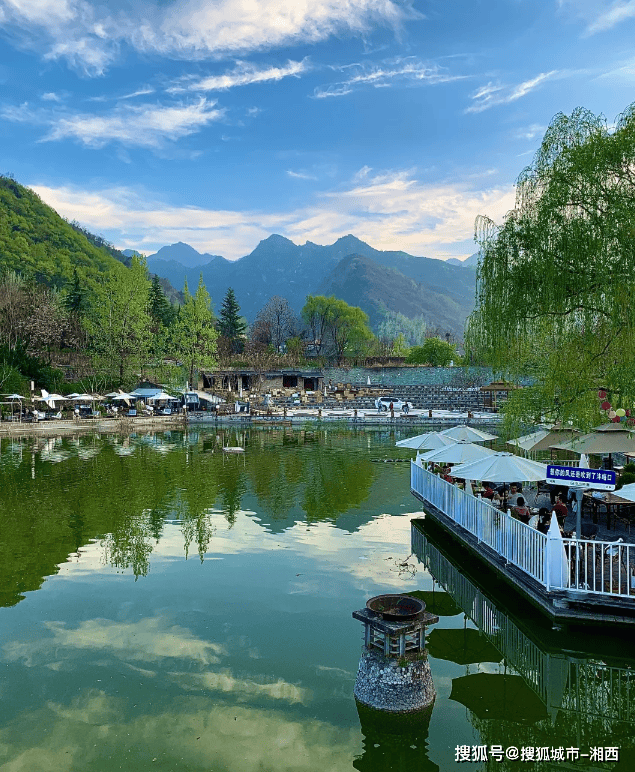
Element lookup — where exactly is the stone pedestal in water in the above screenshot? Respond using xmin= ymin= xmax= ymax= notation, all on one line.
xmin=352 ymin=597 xmax=438 ymax=714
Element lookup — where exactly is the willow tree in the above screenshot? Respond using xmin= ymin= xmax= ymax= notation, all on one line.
xmin=466 ymin=104 xmax=635 ymax=430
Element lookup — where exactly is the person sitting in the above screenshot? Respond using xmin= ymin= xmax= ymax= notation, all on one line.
xmin=481 ymin=482 xmax=495 ymax=499
xmin=512 ymin=496 xmax=531 ymax=524
xmin=507 ymin=484 xmax=522 ymax=507
xmin=537 ymin=507 xmax=551 ymax=534
xmin=553 ymin=495 xmax=569 ymax=527
xmin=441 ymin=465 xmax=454 ymax=483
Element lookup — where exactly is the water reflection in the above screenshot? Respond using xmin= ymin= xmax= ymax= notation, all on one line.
xmin=412 ymin=518 xmax=635 ymax=767
xmin=0 ymin=428 xmax=403 ymax=604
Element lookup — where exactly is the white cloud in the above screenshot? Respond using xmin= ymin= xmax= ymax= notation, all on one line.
xmin=3 ymin=99 xmax=224 ymax=148
xmin=30 ymin=167 xmax=515 ymax=261
xmin=170 ymin=59 xmax=310 ymax=93
xmin=313 ymin=56 xmax=464 ymax=98
xmin=514 ymin=123 xmax=546 ymax=140
xmin=41 ymin=91 xmax=61 ymax=101
xmin=562 ymin=0 xmax=635 ymax=34
xmin=466 ymin=71 xmax=557 ymax=113
xmin=0 ymin=0 xmax=414 ymax=75
xmin=287 ymin=169 xmax=318 ymax=180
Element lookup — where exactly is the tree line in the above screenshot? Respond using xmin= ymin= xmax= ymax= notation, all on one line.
xmin=0 ymin=255 xmax=459 ymax=394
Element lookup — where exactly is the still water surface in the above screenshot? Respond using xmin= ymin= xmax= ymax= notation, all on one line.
xmin=0 ymin=426 xmax=632 ymax=771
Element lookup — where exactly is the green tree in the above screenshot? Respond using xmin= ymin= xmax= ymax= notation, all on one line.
xmin=301 ymin=295 xmax=333 ymax=356
xmin=171 ymin=275 xmax=218 ymax=387
xmin=63 ymin=269 xmax=87 ymax=317
xmin=300 ymin=295 xmax=373 ymax=361
xmin=218 ymin=287 xmax=246 ymax=353
xmin=85 ymin=255 xmax=152 ymax=384
xmin=466 ymin=104 xmax=635 ymax=429
xmin=406 ymin=337 xmax=456 ymax=366
xmin=148 ymin=276 xmax=174 ymax=329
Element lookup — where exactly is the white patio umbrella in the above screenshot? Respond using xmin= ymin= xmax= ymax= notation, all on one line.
xmin=148 ymin=391 xmax=175 ymax=402
xmin=441 ymin=425 xmax=498 ymax=443
xmin=71 ymin=394 xmax=95 ymax=401
xmin=451 ymin=452 xmax=548 ymax=484
xmin=613 ymin=483 xmax=635 ymax=503
xmin=4 ymin=393 xmax=25 ymax=400
xmin=396 ymin=432 xmax=456 ymax=450
xmin=420 ymin=440 xmax=496 ymax=466
xmin=35 ymin=390 xmax=66 ymax=408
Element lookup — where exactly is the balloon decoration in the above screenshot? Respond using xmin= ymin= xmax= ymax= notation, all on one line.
xmin=598 ymin=390 xmax=635 ymax=426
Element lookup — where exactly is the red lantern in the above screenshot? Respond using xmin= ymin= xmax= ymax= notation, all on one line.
xmin=601 ymin=401 xmax=611 ymax=411
xmin=598 ymin=390 xmax=607 ymax=399
xmin=612 ymin=415 xmax=621 ymax=423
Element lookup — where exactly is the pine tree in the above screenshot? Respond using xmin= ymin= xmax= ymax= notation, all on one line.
xmin=64 ymin=268 xmax=86 ymax=317
xmin=148 ymin=276 xmax=173 ymax=328
xmin=218 ymin=287 xmax=246 ymax=353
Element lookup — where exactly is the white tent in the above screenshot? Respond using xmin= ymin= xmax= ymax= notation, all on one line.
xmin=419 ymin=440 xmax=496 ymax=466
xmin=440 ymin=425 xmax=498 ymax=443
xmin=613 ymin=483 xmax=635 ymax=503
xmin=451 ymin=452 xmax=548 ymax=483
xmin=396 ymin=432 xmax=456 ymax=450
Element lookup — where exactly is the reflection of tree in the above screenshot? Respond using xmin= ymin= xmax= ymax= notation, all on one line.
xmin=218 ymin=456 xmax=247 ymax=526
xmin=101 ymin=509 xmax=154 ymax=579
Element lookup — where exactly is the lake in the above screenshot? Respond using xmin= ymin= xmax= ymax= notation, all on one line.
xmin=0 ymin=426 xmax=632 ymax=770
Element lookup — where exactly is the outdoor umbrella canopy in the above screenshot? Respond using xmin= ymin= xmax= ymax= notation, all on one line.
xmin=550 ymin=423 xmax=635 ymax=455
xmin=426 ymin=627 xmax=502 ymax=666
xmin=148 ymin=391 xmax=175 ymax=402
xmin=440 ymin=425 xmax=498 ymax=443
xmin=613 ymin=483 xmax=635 ymax=503
xmin=395 ymin=432 xmax=456 ymax=450
xmin=451 ymin=452 xmax=548 ymax=483
xmin=449 ymin=673 xmax=548 ymax=724
xmin=507 ymin=427 xmax=580 ymax=453
xmin=420 ymin=440 xmax=496 ymax=466
xmin=3 ymin=393 xmax=24 ymax=399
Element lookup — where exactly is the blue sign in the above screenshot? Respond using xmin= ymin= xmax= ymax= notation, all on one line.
xmin=546 ymin=465 xmax=616 ymax=490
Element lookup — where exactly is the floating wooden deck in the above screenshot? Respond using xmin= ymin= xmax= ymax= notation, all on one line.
xmin=410 ymin=461 xmax=635 ymax=625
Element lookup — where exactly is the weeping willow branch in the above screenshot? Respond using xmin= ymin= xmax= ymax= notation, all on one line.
xmin=466 ymin=104 xmax=635 ymax=429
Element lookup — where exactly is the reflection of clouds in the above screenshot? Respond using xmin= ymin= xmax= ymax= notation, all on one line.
xmin=51 ymin=508 xmax=425 ymax=593
xmin=169 ymin=670 xmax=312 ymax=704
xmin=0 ymin=693 xmax=360 ymax=772
xmin=4 ymin=617 xmax=226 ymax=666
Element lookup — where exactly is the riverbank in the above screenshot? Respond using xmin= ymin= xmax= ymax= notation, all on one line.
xmin=0 ymin=408 xmax=501 ymax=438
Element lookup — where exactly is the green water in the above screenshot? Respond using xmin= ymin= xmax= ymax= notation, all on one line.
xmin=0 ymin=426 xmax=632 ymax=771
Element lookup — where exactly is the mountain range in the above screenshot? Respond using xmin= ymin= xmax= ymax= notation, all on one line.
xmin=146 ymin=235 xmax=477 ymax=338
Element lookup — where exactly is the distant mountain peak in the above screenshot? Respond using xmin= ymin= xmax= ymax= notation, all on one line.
xmin=335 ymin=234 xmax=368 ymax=249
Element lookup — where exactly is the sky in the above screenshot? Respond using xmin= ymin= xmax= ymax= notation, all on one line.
xmin=1 ymin=0 xmax=635 ymax=262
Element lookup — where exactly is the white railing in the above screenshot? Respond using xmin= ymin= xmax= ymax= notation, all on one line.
xmin=412 ymin=523 xmax=635 ymax=721
xmin=561 ymin=538 xmax=635 ymax=597
xmin=411 ymin=462 xmax=547 ymax=584
xmin=411 ymin=461 xmax=635 ymax=599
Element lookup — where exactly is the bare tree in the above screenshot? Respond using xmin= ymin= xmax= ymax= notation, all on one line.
xmin=251 ymin=296 xmax=298 ymax=352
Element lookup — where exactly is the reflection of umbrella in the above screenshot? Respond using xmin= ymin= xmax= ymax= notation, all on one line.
xmin=420 ymin=441 xmax=496 ymax=466
xmin=450 ymin=673 xmax=548 ymax=724
xmin=407 ymin=590 xmax=461 ymax=617
xmin=427 ymin=627 xmax=502 ymax=665
xmin=452 ymin=452 xmax=548 ymax=483
xmin=441 ymin=425 xmax=498 ymax=442
xmin=396 ymin=433 xmax=456 ymax=450
xmin=550 ymin=423 xmax=635 ymax=455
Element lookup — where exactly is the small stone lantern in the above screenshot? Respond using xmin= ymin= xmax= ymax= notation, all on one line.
xmin=352 ymin=594 xmax=438 ymax=713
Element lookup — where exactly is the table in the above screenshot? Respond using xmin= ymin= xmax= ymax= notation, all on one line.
xmin=583 ymin=491 xmax=634 ymax=530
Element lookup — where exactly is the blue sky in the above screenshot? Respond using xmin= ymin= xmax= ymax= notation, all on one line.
xmin=1 ymin=0 xmax=634 ymax=261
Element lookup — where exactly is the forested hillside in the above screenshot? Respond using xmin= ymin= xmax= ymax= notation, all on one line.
xmin=0 ymin=176 xmax=126 ymax=288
